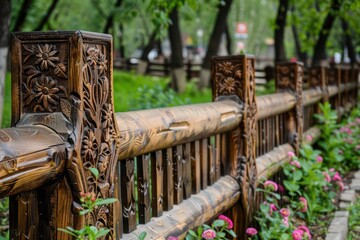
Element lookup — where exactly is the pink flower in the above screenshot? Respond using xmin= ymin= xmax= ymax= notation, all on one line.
xmin=288 ymin=151 xmax=295 ymax=157
xmin=290 ymin=160 xmax=301 ymax=168
xmin=329 ymin=168 xmax=335 ymax=172
xmin=246 ymin=227 xmax=258 ymax=236
xmin=299 ymin=197 xmax=308 ymax=212
xmin=280 ymin=208 xmax=290 ymax=218
xmin=356 ymin=145 xmax=360 ymax=150
xmin=323 ymin=172 xmax=331 ymax=183
xmin=337 ymin=181 xmax=344 ymax=191
xmin=278 ymin=184 xmax=285 ymax=193
xmin=269 ymin=203 xmax=277 ymax=215
xmin=202 ymin=229 xmax=216 ymax=239
xmin=356 ymin=118 xmax=360 ymax=124
xmin=282 ymin=217 xmax=289 ymax=227
xmin=306 ymin=135 xmax=313 ymax=142
xmin=167 ymin=237 xmax=178 ymax=240
xmin=298 ymin=225 xmax=312 ymax=239
xmin=316 ymin=156 xmax=323 ymax=163
xmin=338 ymin=150 xmax=343 ymax=155
xmin=292 ymin=229 xmax=304 ymax=240
xmin=333 ymin=172 xmax=342 ymax=182
xmin=218 ymin=215 xmax=233 ymax=229
xmin=264 ymin=180 xmax=278 ymax=191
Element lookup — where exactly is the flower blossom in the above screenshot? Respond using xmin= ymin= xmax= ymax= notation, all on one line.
xmin=202 ymin=229 xmax=216 ymax=239
xmin=299 ymin=197 xmax=308 ymax=212
xmin=269 ymin=204 xmax=277 ymax=216
xmin=280 ymin=208 xmax=290 ymax=218
xmin=264 ymin=180 xmax=278 ymax=191
xmin=246 ymin=227 xmax=258 ymax=236
xmin=218 ymin=215 xmax=233 ymax=229
xmin=316 ymin=156 xmax=323 ymax=163
xmin=292 ymin=229 xmax=304 ymax=240
xmin=288 ymin=151 xmax=295 ymax=157
xmin=298 ymin=225 xmax=312 ymax=239
xmin=333 ymin=172 xmax=342 ymax=182
xmin=282 ymin=217 xmax=289 ymax=227
xmin=323 ymin=172 xmax=331 ymax=183
xmin=290 ymin=160 xmax=301 ymax=168
xmin=306 ymin=135 xmax=313 ymax=142
xmin=336 ymin=181 xmax=344 ymax=191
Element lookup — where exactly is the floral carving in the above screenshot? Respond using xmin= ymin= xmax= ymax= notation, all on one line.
xmin=214 ymin=60 xmax=244 ymax=101
xmin=276 ymin=66 xmax=295 ymax=91
xmin=22 ymin=43 xmax=68 ymax=113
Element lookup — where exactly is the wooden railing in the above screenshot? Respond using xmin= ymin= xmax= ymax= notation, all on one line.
xmin=114 ymin=58 xmax=273 ymax=85
xmin=0 ymin=31 xmax=358 ymax=240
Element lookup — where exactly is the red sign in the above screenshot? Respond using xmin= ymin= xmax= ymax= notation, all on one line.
xmin=236 ymin=22 xmax=248 ymax=34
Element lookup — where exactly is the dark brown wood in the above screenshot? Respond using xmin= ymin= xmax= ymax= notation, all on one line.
xmin=208 ymin=139 xmax=216 ymax=185
xmin=121 ymin=159 xmax=136 ymax=233
xmin=137 ymin=154 xmax=151 ymax=224
xmin=173 ymin=145 xmax=183 ymax=204
xmin=275 ymin=62 xmax=304 ymax=154
xmin=183 ymin=143 xmax=192 ymax=199
xmin=200 ymin=138 xmax=208 ymax=189
xmin=121 ymin=176 xmax=240 ymax=240
xmin=212 ymin=55 xmax=258 ymax=238
xmin=151 ymin=150 xmax=163 ymax=217
xmin=191 ymin=141 xmax=201 ymax=194
xmin=215 ymin=134 xmax=221 ymax=180
xmin=163 ymin=148 xmax=174 ymax=211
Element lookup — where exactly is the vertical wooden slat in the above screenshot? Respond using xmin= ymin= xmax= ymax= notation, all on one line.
xmin=215 ymin=134 xmax=221 ymax=180
xmin=163 ymin=148 xmax=174 ymax=211
xmin=275 ymin=115 xmax=280 ymax=147
xmin=151 ymin=150 xmax=163 ymax=217
xmin=261 ymin=120 xmax=265 ymax=156
xmin=120 ymin=159 xmax=136 ymax=233
xmin=221 ymin=133 xmax=229 ymax=176
xmin=208 ymin=138 xmax=216 ymax=185
xmin=114 ymin=161 xmax=123 ymax=237
xmin=200 ymin=138 xmax=208 ymax=189
xmin=191 ymin=141 xmax=201 ymax=194
xmin=183 ymin=143 xmax=192 ymax=199
xmin=137 ymin=155 xmax=151 ymax=224
xmin=173 ymin=145 xmax=183 ymax=204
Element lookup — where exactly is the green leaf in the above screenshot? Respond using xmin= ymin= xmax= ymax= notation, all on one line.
xmin=79 ymin=208 xmax=93 ymax=215
xmin=57 ymin=228 xmax=78 ymax=237
xmin=96 ymin=228 xmax=110 ymax=238
xmin=217 ymin=231 xmax=226 ymax=238
xmin=95 ymin=198 xmax=118 ymax=206
xmin=293 ymin=171 xmax=303 ymax=181
xmin=226 ymin=230 xmax=237 ymax=237
xmin=88 ymin=167 xmax=99 ymax=179
xmin=138 ymin=231 xmax=147 ymax=240
xmin=213 ymin=219 xmax=225 ymax=227
xmin=188 ymin=229 xmax=197 ymax=237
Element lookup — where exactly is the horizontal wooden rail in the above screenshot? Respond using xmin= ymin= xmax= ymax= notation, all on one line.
xmin=121 ymin=175 xmax=240 ymax=240
xmin=116 ymin=100 xmax=242 ymax=160
xmin=303 ymin=88 xmax=324 ymax=107
xmin=257 ymin=92 xmax=296 ymax=120
xmin=0 ymin=126 xmax=66 ymax=198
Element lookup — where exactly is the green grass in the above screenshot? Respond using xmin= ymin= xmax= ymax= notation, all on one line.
xmin=2 ymin=71 xmax=275 ymax=128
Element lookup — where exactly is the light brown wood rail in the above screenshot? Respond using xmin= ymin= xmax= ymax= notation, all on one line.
xmin=0 ymin=126 xmax=65 ymax=198
xmin=116 ymin=100 xmax=242 ymax=160
xmin=257 ymin=93 xmax=295 ymax=120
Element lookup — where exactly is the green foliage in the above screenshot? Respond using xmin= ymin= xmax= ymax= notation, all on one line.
xmin=185 ymin=215 xmax=236 ymax=240
xmin=347 ymin=197 xmax=360 ymax=240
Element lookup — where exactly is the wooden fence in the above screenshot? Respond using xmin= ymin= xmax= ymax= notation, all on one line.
xmin=114 ymin=58 xmax=273 ymax=85
xmin=0 ymin=30 xmax=358 ymax=240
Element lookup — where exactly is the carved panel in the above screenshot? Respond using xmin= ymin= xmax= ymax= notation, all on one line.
xmin=212 ymin=55 xmax=258 ymax=234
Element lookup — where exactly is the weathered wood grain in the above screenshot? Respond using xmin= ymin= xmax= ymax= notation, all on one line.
xmin=151 ymin=150 xmax=164 ymax=217
xmin=137 ymin=154 xmax=151 ymax=224
xmin=116 ymin=101 xmax=242 ymax=160
xmin=256 ymin=93 xmax=296 ymax=120
xmin=120 ymin=176 xmax=240 ymax=240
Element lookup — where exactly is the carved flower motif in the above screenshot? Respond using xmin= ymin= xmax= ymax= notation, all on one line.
xmin=98 ymin=54 xmax=108 ymax=74
xmin=219 ymin=77 xmax=237 ymax=94
xmin=23 ymin=75 xmax=65 ymax=112
xmin=86 ymin=47 xmax=100 ymax=66
xmin=82 ymin=129 xmax=98 ymax=162
xmin=218 ymin=62 xmax=234 ymax=75
xmin=34 ymin=44 xmax=59 ymax=71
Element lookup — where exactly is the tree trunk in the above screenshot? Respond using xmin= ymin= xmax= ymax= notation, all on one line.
xmin=312 ymin=0 xmax=341 ymax=67
xmin=0 ymin=0 xmax=11 ymax=127
xmin=12 ymin=0 xmax=32 ymax=31
xmin=199 ymin=0 xmax=233 ymax=89
xmin=34 ymin=0 xmax=59 ymax=31
xmin=168 ymin=7 xmax=186 ymax=93
xmin=341 ymin=18 xmax=356 ymax=65
xmin=225 ymin=22 xmax=232 ymax=54
xmin=274 ymin=0 xmax=289 ymax=63
xmin=137 ymin=30 xmax=158 ymax=75
xmin=103 ymin=0 xmax=123 ymax=33
xmin=292 ymin=25 xmax=308 ymax=65
xmin=118 ymin=23 xmax=125 ymax=59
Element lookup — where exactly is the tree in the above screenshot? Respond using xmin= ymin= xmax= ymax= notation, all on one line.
xmin=312 ymin=0 xmax=342 ymax=66
xmin=274 ymin=0 xmax=289 ymax=63
xmin=12 ymin=0 xmax=32 ymax=31
xmin=34 ymin=0 xmax=60 ymax=31
xmin=198 ymin=0 xmax=233 ymax=90
xmin=341 ymin=18 xmax=356 ymax=64
xmin=0 ymin=0 xmax=11 ymax=127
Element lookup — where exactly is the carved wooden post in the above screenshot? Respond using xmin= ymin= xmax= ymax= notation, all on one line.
xmin=212 ymin=55 xmax=258 ymax=238
xmin=10 ymin=31 xmax=120 ymax=239
xmin=308 ymin=66 xmax=329 ymax=102
xmin=275 ymin=62 xmax=303 ymax=154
